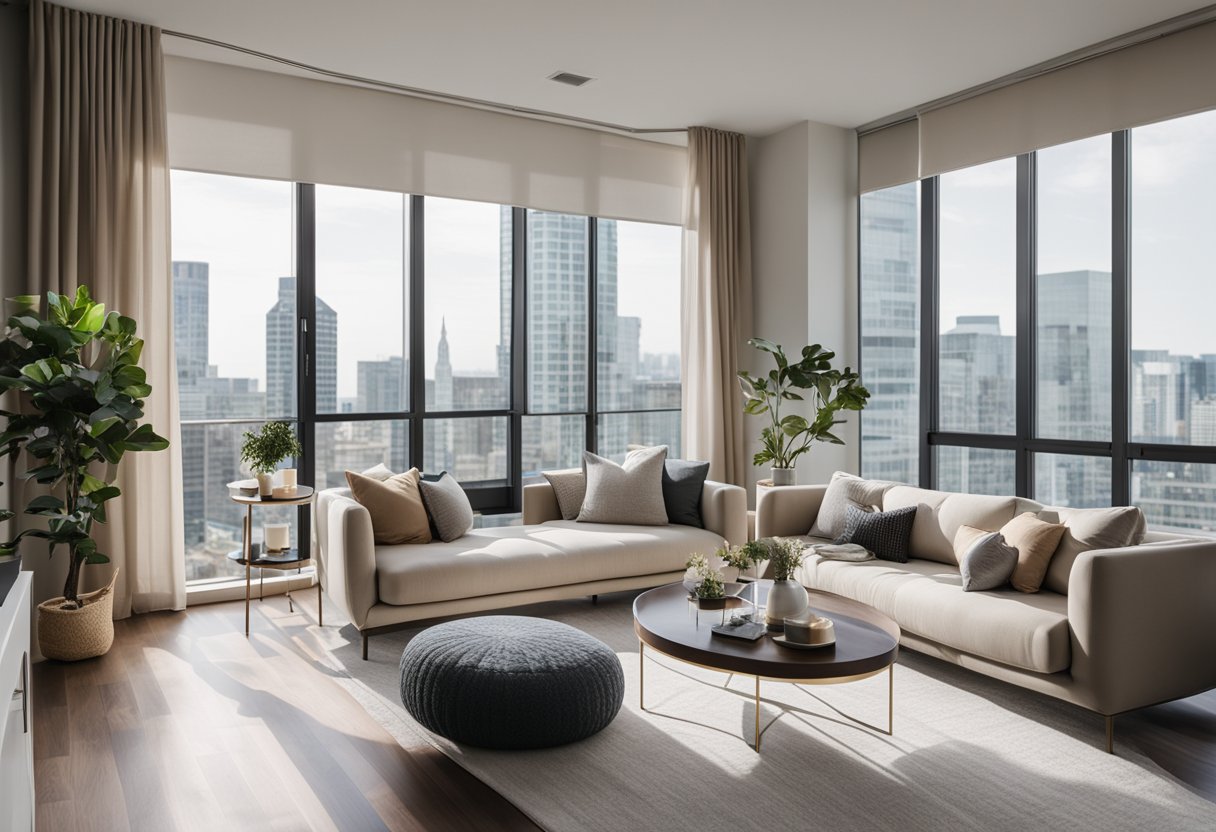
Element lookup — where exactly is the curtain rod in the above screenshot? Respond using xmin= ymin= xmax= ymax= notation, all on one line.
xmin=857 ymin=3 xmax=1216 ymax=136
xmin=161 ymin=29 xmax=688 ymax=137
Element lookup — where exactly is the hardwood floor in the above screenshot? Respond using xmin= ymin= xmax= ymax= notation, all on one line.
xmin=31 ymin=593 xmax=540 ymax=832
xmin=30 ymin=590 xmax=1216 ymax=830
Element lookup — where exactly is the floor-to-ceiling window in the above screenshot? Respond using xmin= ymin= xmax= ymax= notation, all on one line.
xmin=859 ymin=108 xmax=1216 ymax=534
xmin=172 ymin=176 xmax=683 ymax=580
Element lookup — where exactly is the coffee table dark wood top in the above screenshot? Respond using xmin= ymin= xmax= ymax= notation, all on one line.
xmin=633 ymin=581 xmax=899 ymax=682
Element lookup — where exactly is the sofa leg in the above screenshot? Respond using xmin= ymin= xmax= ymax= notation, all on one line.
xmin=362 ymin=633 xmax=369 ymax=661
xmin=1105 ymin=715 xmax=1114 ymax=754
xmin=591 ymin=594 xmax=598 ymax=605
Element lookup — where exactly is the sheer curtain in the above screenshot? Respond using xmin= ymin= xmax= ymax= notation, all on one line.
xmin=680 ymin=126 xmax=753 ymax=486
xmin=26 ymin=0 xmax=184 ymax=617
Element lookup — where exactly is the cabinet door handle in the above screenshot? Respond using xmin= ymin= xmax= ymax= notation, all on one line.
xmin=20 ymin=651 xmax=28 ymax=734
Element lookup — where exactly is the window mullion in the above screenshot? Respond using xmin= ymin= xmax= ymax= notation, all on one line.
xmin=296 ymin=183 xmax=317 ymax=555
xmin=1111 ymin=131 xmax=1132 ymax=506
xmin=1015 ymin=153 xmax=1035 ymax=499
xmin=919 ymin=177 xmax=939 ymax=489
xmin=587 ymin=216 xmax=599 ymax=456
xmin=408 ymin=195 xmax=426 ymax=469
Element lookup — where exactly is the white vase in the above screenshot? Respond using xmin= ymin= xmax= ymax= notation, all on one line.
xmin=765 ymin=579 xmax=809 ymax=628
xmin=256 ymin=472 xmax=274 ymax=498
xmin=770 ymin=466 xmax=796 ymax=486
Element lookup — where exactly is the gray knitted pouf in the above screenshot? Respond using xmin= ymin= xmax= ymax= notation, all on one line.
xmin=399 ymin=615 xmax=625 ymax=750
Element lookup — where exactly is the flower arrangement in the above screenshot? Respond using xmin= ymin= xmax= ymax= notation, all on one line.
xmin=718 ymin=540 xmax=768 ymax=576
xmin=685 ymin=553 xmax=725 ymax=599
xmin=765 ymin=538 xmax=807 ymax=582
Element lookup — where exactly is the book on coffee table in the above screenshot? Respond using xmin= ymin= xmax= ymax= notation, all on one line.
xmin=711 ymin=620 xmax=768 ymax=641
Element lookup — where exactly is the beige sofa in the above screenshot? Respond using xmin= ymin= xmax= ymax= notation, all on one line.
xmin=316 ymin=479 xmax=747 ymax=658
xmin=756 ymin=480 xmax=1216 ymax=748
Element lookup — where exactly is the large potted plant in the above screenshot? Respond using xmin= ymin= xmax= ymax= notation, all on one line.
xmin=240 ymin=421 xmax=301 ymax=497
xmin=0 ymin=287 xmax=169 ymax=661
xmin=738 ymin=339 xmax=870 ymax=486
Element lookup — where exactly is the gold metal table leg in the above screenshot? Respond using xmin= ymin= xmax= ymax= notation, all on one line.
xmin=639 ymin=641 xmax=645 ymax=710
xmin=244 ymin=506 xmax=252 ymax=637
xmin=888 ymin=664 xmax=894 ymax=735
xmin=318 ymin=580 xmax=323 ymax=627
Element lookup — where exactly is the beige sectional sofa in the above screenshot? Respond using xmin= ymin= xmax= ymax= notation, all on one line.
xmin=316 ymin=479 xmax=747 ymax=658
xmin=756 ymin=479 xmax=1216 ymax=747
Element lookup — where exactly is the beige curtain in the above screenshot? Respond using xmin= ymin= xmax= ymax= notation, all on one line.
xmin=681 ymin=127 xmax=752 ymax=486
xmin=26 ymin=0 xmax=184 ymax=617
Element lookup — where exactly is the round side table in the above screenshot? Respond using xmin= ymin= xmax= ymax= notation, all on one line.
xmin=228 ymin=486 xmax=320 ymax=636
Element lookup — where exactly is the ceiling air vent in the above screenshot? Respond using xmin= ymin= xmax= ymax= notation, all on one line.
xmin=548 ymin=71 xmax=593 ymax=87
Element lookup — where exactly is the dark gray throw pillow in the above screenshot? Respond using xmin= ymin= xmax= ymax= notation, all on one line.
xmin=662 ymin=459 xmax=710 ymax=527
xmin=959 ymin=531 xmax=1019 ymax=591
xmin=418 ymin=472 xmax=475 ymax=542
xmin=834 ymin=504 xmax=917 ymax=563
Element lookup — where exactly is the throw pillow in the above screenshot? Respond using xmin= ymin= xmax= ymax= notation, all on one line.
xmin=1001 ymin=512 xmax=1066 ymax=593
xmin=808 ymin=471 xmax=894 ymax=540
xmin=662 ymin=459 xmax=710 ymax=527
xmin=360 ymin=462 xmax=395 ymax=482
xmin=418 ymin=472 xmax=475 ymax=542
xmin=345 ymin=468 xmax=432 ymax=545
xmin=834 ymin=504 xmax=917 ymax=563
xmin=954 ymin=525 xmax=1019 ymax=591
xmin=577 ymin=446 xmax=669 ymax=525
xmin=1043 ymin=506 xmax=1146 ymax=595
xmin=542 ymin=468 xmax=586 ymax=520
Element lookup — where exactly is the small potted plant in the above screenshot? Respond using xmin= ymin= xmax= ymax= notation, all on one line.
xmin=761 ymin=538 xmax=809 ymax=628
xmin=719 ymin=540 xmax=769 ymax=614
xmin=684 ymin=553 xmax=728 ymax=610
xmin=738 ymin=339 xmax=870 ymax=486
xmin=240 ymin=421 xmax=301 ymax=497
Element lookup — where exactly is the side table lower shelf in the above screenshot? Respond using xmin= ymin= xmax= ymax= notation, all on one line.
xmin=225 ymin=548 xmax=322 ymax=630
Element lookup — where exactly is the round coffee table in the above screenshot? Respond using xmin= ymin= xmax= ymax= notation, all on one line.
xmin=633 ymin=581 xmax=900 ymax=751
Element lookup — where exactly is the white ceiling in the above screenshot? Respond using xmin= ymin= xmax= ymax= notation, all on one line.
xmin=60 ymin=0 xmax=1214 ymax=136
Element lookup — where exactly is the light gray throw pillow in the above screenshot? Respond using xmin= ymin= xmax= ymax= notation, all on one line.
xmin=577 ymin=446 xmax=669 ymax=525
xmin=958 ymin=530 xmax=1019 ymax=592
xmin=808 ymin=472 xmax=894 ymax=540
xmin=542 ymin=468 xmax=586 ymax=520
xmin=418 ymin=472 xmax=475 ymax=542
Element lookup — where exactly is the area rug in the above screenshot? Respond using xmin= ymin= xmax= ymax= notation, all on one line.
xmin=327 ymin=593 xmax=1216 ymax=831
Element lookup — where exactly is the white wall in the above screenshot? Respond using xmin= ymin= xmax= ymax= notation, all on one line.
xmin=746 ymin=120 xmax=858 ymax=501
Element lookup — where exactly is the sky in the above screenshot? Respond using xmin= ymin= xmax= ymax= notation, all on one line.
xmin=936 ymin=107 xmax=1216 ymax=358
xmin=171 ymin=173 xmax=681 ymax=398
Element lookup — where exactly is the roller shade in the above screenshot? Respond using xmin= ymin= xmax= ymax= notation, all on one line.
xmin=920 ymin=20 xmax=1216 ymax=177
xmin=164 ymin=56 xmax=687 ymax=225
xmin=858 ymin=118 xmax=919 ymax=193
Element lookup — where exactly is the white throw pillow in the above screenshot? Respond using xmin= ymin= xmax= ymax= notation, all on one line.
xmin=577 ymin=446 xmax=669 ymax=525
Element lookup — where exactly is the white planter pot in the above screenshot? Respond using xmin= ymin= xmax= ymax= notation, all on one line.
xmin=770 ymin=466 xmax=796 ymax=487
xmin=765 ymin=579 xmax=809 ymax=628
xmin=256 ymin=472 xmax=274 ymax=497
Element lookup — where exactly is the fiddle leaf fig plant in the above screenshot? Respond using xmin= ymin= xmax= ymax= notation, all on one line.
xmin=0 ymin=287 xmax=169 ymax=607
xmin=738 ymin=339 xmax=870 ymax=470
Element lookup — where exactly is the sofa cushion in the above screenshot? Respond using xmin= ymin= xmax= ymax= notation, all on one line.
xmin=376 ymin=521 xmax=719 ymax=606
xmin=1043 ymin=505 xmax=1147 ymax=595
xmin=882 ymin=485 xmax=1020 ymax=565
xmin=1003 ymin=512 xmax=1066 ymax=593
xmin=578 ymin=447 xmax=669 ymax=525
xmin=662 ymin=459 xmax=710 ymax=527
xmin=543 ymin=468 xmax=586 ymax=520
xmin=955 ymin=527 xmax=1018 ymax=591
xmin=834 ymin=505 xmax=917 ymax=563
xmin=796 ymin=553 xmax=1071 ymax=674
xmin=346 ymin=468 xmax=432 ymax=545
xmin=808 ymin=472 xmax=894 ymax=540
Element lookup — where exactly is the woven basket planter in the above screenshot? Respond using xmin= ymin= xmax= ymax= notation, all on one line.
xmin=38 ymin=570 xmax=119 ymax=662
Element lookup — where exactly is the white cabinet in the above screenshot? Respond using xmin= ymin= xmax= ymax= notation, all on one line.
xmin=0 ymin=573 xmax=33 ymax=832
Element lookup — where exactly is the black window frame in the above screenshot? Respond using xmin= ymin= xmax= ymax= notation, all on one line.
xmin=862 ymin=129 xmax=1216 ymax=511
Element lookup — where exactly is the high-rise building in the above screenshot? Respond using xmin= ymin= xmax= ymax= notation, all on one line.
xmin=267 ymin=276 xmax=338 ymax=417
xmin=173 ymin=261 xmax=210 ymax=383
xmin=859 ymin=183 xmax=919 ymax=485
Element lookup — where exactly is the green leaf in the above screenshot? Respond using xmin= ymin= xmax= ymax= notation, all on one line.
xmin=81 ymin=474 xmax=109 ymax=494
xmin=780 ymin=414 xmax=809 ymax=437
xmin=25 ymin=495 xmax=65 ymax=514
xmin=748 ymin=338 xmax=781 ymax=355
xmin=89 ymin=416 xmax=123 ymax=438
xmin=74 ymin=300 xmax=107 ymax=335
xmin=84 ymin=552 xmax=110 ymax=564
xmin=121 ymin=423 xmax=170 ymax=452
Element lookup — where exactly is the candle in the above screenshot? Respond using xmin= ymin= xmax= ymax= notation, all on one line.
xmin=280 ymin=468 xmax=297 ymax=490
xmin=264 ymin=523 xmax=290 ymax=553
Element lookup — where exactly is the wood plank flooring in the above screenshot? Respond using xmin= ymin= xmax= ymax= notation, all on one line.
xmin=31 ymin=592 xmax=540 ymax=832
xmin=30 ymin=590 xmax=1216 ymax=830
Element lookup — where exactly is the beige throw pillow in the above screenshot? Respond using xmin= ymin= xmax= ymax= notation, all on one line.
xmin=1001 ymin=512 xmax=1066 ymax=593
xmin=542 ymin=468 xmax=586 ymax=520
xmin=577 ymin=446 xmax=669 ymax=525
xmin=1043 ymin=506 xmax=1146 ymax=594
xmin=345 ymin=468 xmax=432 ymax=545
